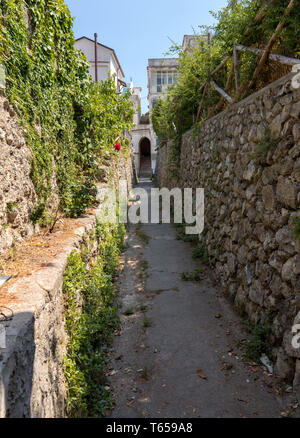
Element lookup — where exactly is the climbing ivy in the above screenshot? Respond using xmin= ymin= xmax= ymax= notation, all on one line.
xmin=0 ymin=0 xmax=134 ymax=222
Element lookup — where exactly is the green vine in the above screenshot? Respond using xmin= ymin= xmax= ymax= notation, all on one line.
xmin=0 ymin=0 xmax=134 ymax=223
xmin=63 ymin=221 xmax=126 ymax=418
xmin=152 ymin=0 xmax=300 ymax=144
xmin=293 ymin=214 xmax=300 ymax=242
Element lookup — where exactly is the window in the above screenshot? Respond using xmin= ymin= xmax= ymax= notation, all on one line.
xmin=157 ymin=71 xmax=167 ymax=92
xmin=152 ymin=98 xmax=157 ymax=109
xmin=167 ymin=71 xmax=177 ymax=86
xmin=157 ymin=72 xmax=162 ymax=85
xmin=156 ymin=70 xmax=177 ymax=92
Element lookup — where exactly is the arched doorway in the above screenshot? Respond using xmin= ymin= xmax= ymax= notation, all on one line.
xmin=139 ymin=137 xmax=152 ymax=178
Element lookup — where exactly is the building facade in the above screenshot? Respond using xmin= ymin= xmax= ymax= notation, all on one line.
xmin=74 ymin=36 xmax=126 ymax=91
xmin=147 ymin=58 xmax=179 ymax=113
xmin=129 ymin=87 xmax=155 ymax=178
xmin=145 ymin=58 xmax=179 ymax=174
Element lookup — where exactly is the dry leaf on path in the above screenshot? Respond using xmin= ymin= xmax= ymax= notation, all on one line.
xmin=197 ymin=369 xmax=207 ymax=380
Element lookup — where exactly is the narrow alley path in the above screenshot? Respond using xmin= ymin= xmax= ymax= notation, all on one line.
xmin=108 ymin=181 xmax=296 ymax=419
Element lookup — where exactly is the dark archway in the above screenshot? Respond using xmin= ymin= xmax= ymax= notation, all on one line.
xmin=139 ymin=137 xmax=152 ymax=177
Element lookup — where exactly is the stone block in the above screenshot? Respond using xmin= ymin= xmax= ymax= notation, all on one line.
xmin=276 ymin=176 xmax=296 ymax=209
xmin=262 ymin=185 xmax=275 ymax=211
xmin=274 ymin=348 xmax=295 ymax=383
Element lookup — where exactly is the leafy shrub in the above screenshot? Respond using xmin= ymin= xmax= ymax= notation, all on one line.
xmin=181 ymin=268 xmax=203 ymax=281
xmin=192 ymin=243 xmax=210 ymax=265
xmin=245 ymin=323 xmax=272 ymax=362
xmin=63 ymin=221 xmax=125 ymax=418
xmin=152 ymin=0 xmax=300 ymax=145
xmin=293 ymin=215 xmax=300 ymax=242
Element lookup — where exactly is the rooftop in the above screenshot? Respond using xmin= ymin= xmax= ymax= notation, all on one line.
xmin=75 ymin=36 xmax=125 ymax=78
xmin=148 ymin=58 xmax=179 ymax=68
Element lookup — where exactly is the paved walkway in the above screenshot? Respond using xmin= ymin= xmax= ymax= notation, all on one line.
xmin=109 ymin=181 xmax=296 ymax=418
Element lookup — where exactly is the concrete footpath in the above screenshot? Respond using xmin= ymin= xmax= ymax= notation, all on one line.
xmin=108 ymin=181 xmax=298 ymax=418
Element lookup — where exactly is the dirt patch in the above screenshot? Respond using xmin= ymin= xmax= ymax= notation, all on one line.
xmin=0 ymin=212 xmax=95 ymax=306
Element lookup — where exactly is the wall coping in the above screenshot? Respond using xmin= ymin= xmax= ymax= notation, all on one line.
xmin=180 ymin=71 xmax=294 ymax=141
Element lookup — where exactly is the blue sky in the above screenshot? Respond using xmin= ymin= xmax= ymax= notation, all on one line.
xmin=65 ymin=0 xmax=227 ymax=112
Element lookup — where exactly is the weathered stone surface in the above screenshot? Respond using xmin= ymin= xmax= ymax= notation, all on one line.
xmin=243 ymin=161 xmax=257 ymax=182
xmin=261 ymin=166 xmax=278 ymax=185
xmin=0 ymin=155 xmax=134 ymax=418
xmin=274 ymin=348 xmax=295 ymax=382
xmin=283 ymin=329 xmax=300 ymax=359
xmin=282 ymin=256 xmax=298 ymax=285
xmin=249 ymin=281 xmax=264 ymax=307
xmin=294 ymin=160 xmax=300 ymax=182
xmin=275 ymin=226 xmax=296 ymax=255
xmin=280 ymin=159 xmax=294 ymax=176
xmin=293 ymin=360 xmax=300 ymax=404
xmin=270 ymin=115 xmax=282 ymax=138
xmin=291 ymin=101 xmax=300 ymax=119
xmin=0 ymin=95 xmax=39 ymax=254
xmin=262 ymin=185 xmax=275 ymax=211
xmin=276 ymin=176 xmax=296 ymax=209
xmin=293 ymin=123 xmax=300 ymax=142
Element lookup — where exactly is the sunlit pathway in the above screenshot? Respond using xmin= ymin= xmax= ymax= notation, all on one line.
xmin=108 ymin=181 xmax=296 ymax=419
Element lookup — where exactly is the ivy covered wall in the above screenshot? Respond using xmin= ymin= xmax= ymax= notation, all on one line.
xmin=0 ymin=0 xmax=134 ymax=224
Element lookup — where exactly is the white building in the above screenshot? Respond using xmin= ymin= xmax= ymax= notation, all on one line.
xmin=147 ymin=58 xmax=179 ymax=113
xmin=75 ymin=36 xmax=126 ymax=91
xmin=129 ymin=87 xmax=155 ymax=178
xmin=183 ymin=34 xmax=209 ymax=52
xmin=140 ymin=58 xmax=178 ymax=175
xmin=182 ymin=35 xmax=198 ymax=51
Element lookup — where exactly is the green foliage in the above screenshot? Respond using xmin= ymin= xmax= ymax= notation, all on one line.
xmin=142 ymin=316 xmax=152 ymax=328
xmin=63 ymin=221 xmax=125 ymax=418
xmin=293 ymin=215 xmax=300 ymax=242
xmin=124 ymin=307 xmax=135 ymax=316
xmin=175 ymin=224 xmax=199 ymax=243
xmin=254 ymin=123 xmax=279 ymax=161
xmin=138 ymin=366 xmax=151 ymax=380
xmin=192 ymin=243 xmax=210 ymax=265
xmin=136 ymin=229 xmax=151 ymax=245
xmin=245 ymin=323 xmax=272 ymax=362
xmin=30 ymin=202 xmax=46 ymax=225
xmin=0 ymin=0 xmax=134 ymax=223
xmin=152 ymin=0 xmax=300 ymax=144
xmin=5 ymin=202 xmax=18 ymax=213
xmin=181 ymin=268 xmax=203 ymax=282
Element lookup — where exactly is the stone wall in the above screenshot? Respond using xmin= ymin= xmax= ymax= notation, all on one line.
xmin=0 ymin=93 xmax=41 ymax=255
xmin=0 ymin=153 xmax=134 ymax=418
xmin=157 ymin=72 xmax=300 ymax=393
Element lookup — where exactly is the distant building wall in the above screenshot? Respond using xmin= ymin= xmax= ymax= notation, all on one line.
xmin=147 ymin=58 xmax=179 ymax=113
xmin=74 ymin=37 xmax=125 ymax=88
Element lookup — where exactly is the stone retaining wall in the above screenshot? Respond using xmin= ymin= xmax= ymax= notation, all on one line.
xmin=0 ymin=93 xmax=42 ymax=255
xmin=157 ymin=72 xmax=300 ymax=395
xmin=0 ymin=154 xmax=133 ymax=418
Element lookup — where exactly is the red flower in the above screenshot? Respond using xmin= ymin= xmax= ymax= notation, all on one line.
xmin=114 ymin=142 xmax=121 ymax=151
